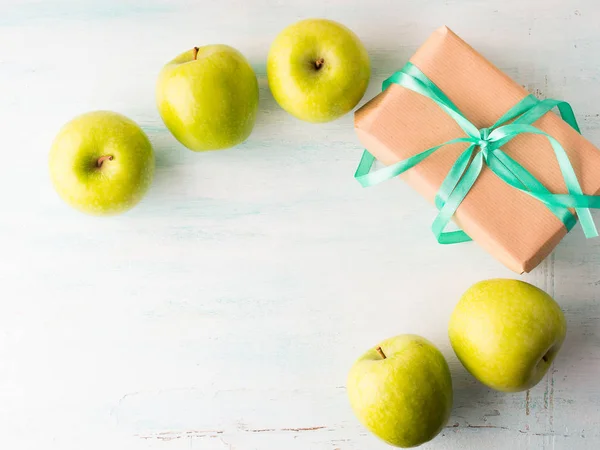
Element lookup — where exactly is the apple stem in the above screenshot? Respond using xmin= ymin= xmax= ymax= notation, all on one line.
xmin=96 ymin=155 xmax=114 ymax=168
xmin=193 ymin=47 xmax=199 ymax=60
xmin=376 ymin=346 xmax=387 ymax=360
xmin=314 ymin=58 xmax=324 ymax=70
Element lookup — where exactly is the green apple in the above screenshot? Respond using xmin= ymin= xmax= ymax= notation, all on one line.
xmin=267 ymin=18 xmax=370 ymax=123
xmin=347 ymin=335 xmax=453 ymax=448
xmin=49 ymin=111 xmax=155 ymax=216
xmin=156 ymin=45 xmax=258 ymax=151
xmin=449 ymin=279 xmax=566 ymax=392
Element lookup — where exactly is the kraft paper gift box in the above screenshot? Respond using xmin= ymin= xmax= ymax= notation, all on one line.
xmin=354 ymin=26 xmax=600 ymax=274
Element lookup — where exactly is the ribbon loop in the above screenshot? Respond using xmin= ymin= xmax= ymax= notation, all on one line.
xmin=479 ymin=127 xmax=491 ymax=141
xmin=478 ymin=127 xmax=491 ymax=151
xmin=355 ymin=61 xmax=600 ymax=243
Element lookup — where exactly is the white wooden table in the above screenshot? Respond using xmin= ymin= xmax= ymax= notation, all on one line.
xmin=2 ymin=1 xmax=600 ymax=449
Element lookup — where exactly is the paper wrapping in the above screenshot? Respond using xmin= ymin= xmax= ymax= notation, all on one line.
xmin=354 ymin=26 xmax=600 ymax=273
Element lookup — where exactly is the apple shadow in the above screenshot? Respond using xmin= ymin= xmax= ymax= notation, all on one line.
xmin=553 ymin=291 xmax=600 ymax=371
xmin=250 ymin=62 xmax=290 ymax=139
xmin=343 ymin=42 xmax=417 ymax=119
xmin=443 ymin=359 xmax=503 ymax=429
xmin=136 ymin=115 xmax=191 ymax=172
xmin=134 ymin=122 xmax=204 ymax=212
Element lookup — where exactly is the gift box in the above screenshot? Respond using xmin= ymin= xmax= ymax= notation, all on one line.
xmin=354 ymin=26 xmax=600 ymax=274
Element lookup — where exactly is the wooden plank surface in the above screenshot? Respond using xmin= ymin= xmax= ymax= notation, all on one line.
xmin=1 ymin=0 xmax=599 ymax=448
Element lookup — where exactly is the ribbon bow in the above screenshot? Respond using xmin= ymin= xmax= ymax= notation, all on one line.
xmin=355 ymin=62 xmax=600 ymax=244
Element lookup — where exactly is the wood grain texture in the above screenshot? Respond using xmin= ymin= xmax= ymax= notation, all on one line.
xmin=1 ymin=0 xmax=600 ymax=449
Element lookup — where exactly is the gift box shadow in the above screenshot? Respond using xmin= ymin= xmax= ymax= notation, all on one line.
xmin=366 ymin=43 xmax=416 ymax=80
xmin=552 ymin=209 xmax=600 ymax=257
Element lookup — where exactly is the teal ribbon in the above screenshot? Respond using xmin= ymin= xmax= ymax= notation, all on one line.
xmin=355 ymin=62 xmax=600 ymax=244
